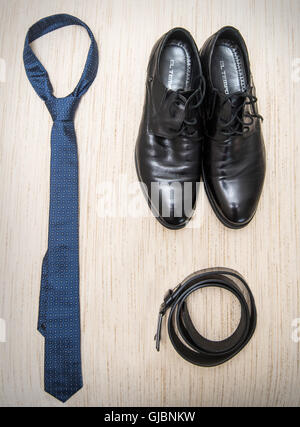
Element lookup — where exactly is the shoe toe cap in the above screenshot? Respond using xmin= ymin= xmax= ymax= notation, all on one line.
xmin=209 ymin=177 xmax=264 ymax=228
xmin=153 ymin=182 xmax=196 ymax=230
xmin=222 ymin=200 xmax=256 ymax=227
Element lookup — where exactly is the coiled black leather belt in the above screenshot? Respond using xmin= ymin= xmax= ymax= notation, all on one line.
xmin=155 ymin=268 xmax=257 ymax=366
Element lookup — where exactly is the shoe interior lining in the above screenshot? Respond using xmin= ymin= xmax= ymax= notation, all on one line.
xmin=211 ymin=38 xmax=248 ymax=95
xmin=159 ymin=36 xmax=198 ymax=92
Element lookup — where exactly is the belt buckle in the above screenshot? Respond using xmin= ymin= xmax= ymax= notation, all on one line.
xmin=154 ymin=284 xmax=181 ymax=351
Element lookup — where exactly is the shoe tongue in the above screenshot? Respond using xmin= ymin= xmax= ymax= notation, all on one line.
xmin=230 ymin=94 xmax=244 ymax=107
xmin=177 ymin=89 xmax=194 ymax=101
xmin=220 ymin=91 xmax=245 ymax=123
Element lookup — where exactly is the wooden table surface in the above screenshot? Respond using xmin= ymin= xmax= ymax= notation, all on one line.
xmin=0 ymin=0 xmax=299 ymax=407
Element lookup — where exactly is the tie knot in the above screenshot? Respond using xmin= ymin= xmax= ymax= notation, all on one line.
xmin=45 ymin=96 xmax=80 ymax=121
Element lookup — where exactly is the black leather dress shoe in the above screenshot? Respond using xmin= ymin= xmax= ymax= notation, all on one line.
xmin=200 ymin=27 xmax=266 ymax=229
xmin=135 ymin=28 xmax=205 ymax=229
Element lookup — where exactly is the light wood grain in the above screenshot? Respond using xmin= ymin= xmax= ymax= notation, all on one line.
xmin=0 ymin=0 xmax=300 ymax=407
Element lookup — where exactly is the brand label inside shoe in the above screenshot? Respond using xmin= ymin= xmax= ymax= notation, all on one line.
xmin=220 ymin=60 xmax=230 ymax=95
xmin=168 ymin=60 xmax=175 ymax=88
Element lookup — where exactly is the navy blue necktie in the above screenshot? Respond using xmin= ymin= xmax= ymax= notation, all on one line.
xmin=23 ymin=14 xmax=98 ymax=402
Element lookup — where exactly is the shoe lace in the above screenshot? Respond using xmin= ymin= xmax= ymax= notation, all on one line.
xmin=214 ymin=87 xmax=263 ymax=137
xmin=169 ymin=76 xmax=206 ymax=138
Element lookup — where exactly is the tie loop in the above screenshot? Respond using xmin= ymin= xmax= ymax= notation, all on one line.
xmin=45 ymin=96 xmax=80 ymax=122
xmin=23 ymin=14 xmax=99 ymax=102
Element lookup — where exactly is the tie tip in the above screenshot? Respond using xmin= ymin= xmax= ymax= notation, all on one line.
xmin=45 ymin=384 xmax=83 ymax=403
